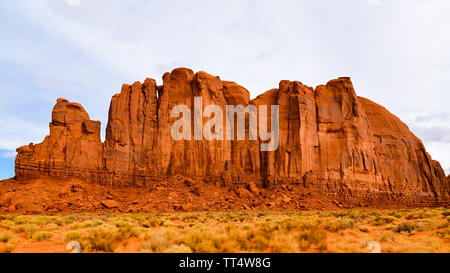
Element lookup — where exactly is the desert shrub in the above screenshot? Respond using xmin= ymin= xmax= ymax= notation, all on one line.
xmin=368 ymin=211 xmax=382 ymax=217
xmin=14 ymin=216 xmax=40 ymax=226
xmin=71 ymin=219 xmax=102 ymax=230
xmin=183 ymin=232 xmax=219 ymax=252
xmin=405 ymin=213 xmax=423 ymax=220
xmin=395 ymin=222 xmax=417 ymax=233
xmin=45 ymin=223 xmax=59 ymax=231
xmin=297 ymin=226 xmax=326 ymax=251
xmin=182 ymin=214 xmax=199 ymax=221
xmin=70 ymin=223 xmax=81 ymax=230
xmin=33 ymin=232 xmax=54 ymax=242
xmin=379 ymin=232 xmax=396 ymax=242
xmin=165 ymin=244 xmax=193 ymax=253
xmin=348 ymin=210 xmax=369 ymax=221
xmin=143 ymin=218 xmax=165 ymax=228
xmin=323 ymin=219 xmax=355 ymax=232
xmin=256 ymin=222 xmax=278 ymax=234
xmin=114 ymin=220 xmax=134 ymax=229
xmin=190 ymin=223 xmax=204 ymax=229
xmin=372 ymin=216 xmax=396 ymax=226
xmin=435 ymin=229 xmax=450 ymax=239
xmin=276 ymin=219 xmax=298 ymax=232
xmin=242 ymin=224 xmax=251 ymax=230
xmin=359 ymin=227 xmax=370 ymax=233
xmin=116 ymin=224 xmax=138 ymax=240
xmin=81 ymin=220 xmax=103 ymax=228
xmin=129 ymin=214 xmax=145 ymax=222
xmin=0 ymin=215 xmax=14 ymax=221
xmin=242 ymin=229 xmax=270 ymax=252
xmin=0 ymin=216 xmax=7 ymax=221
xmin=415 ymin=219 xmax=436 ymax=232
xmin=139 ymin=233 xmax=169 ymax=253
xmin=257 ymin=212 xmax=267 ymax=217
xmin=173 ymin=227 xmax=236 ymax=253
xmin=0 ymin=233 xmax=14 ymax=243
xmin=393 ymin=213 xmax=403 ymax=219
xmin=0 ymin=220 xmax=15 ymax=229
xmin=64 ymin=231 xmax=81 ymax=243
xmin=402 ymin=210 xmax=432 ymax=220
xmin=36 ymin=216 xmax=55 ymax=226
xmin=63 ymin=216 xmax=75 ymax=224
xmin=53 ymin=217 xmax=65 ymax=226
xmin=331 ymin=211 xmax=349 ymax=218
xmin=81 ymin=228 xmax=124 ymax=252
xmin=162 ymin=221 xmax=175 ymax=228
xmin=267 ymin=233 xmax=298 ymax=253
xmin=13 ymin=224 xmax=39 ymax=239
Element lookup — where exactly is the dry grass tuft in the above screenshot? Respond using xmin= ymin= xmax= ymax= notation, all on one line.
xmin=0 ymin=208 xmax=448 ymax=253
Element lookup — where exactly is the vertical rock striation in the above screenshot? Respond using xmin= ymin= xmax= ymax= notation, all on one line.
xmin=15 ymin=68 xmax=450 ymax=206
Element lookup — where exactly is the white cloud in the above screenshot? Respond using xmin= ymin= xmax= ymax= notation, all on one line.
xmin=410 ymin=125 xmax=450 ymax=144
xmin=413 ymin=112 xmax=450 ymax=123
xmin=367 ymin=0 xmax=382 ymax=6
xmin=425 ymin=142 xmax=450 ymax=177
xmin=404 ymin=111 xmax=450 ymax=176
xmin=1 ymin=0 xmax=450 ymax=175
xmin=66 ymin=0 xmax=81 ymax=6
xmin=0 ymin=112 xmax=48 ymax=151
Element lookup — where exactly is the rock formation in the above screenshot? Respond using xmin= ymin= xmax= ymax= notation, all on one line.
xmin=15 ymin=99 xmax=103 ymax=182
xmin=13 ymin=68 xmax=450 ymax=208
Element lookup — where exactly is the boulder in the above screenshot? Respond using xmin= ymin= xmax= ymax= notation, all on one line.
xmin=101 ymin=200 xmax=119 ymax=209
xmin=181 ymin=203 xmax=194 ymax=211
xmin=248 ymin=182 xmax=259 ymax=195
xmin=237 ymin=188 xmax=253 ymax=199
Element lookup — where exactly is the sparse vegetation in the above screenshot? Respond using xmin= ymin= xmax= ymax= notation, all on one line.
xmin=64 ymin=231 xmax=81 ymax=243
xmin=0 ymin=208 xmax=448 ymax=253
xmin=12 ymin=224 xmax=39 ymax=239
xmin=81 ymin=227 xmax=121 ymax=252
xmin=33 ymin=231 xmax=54 ymax=242
xmin=0 ymin=232 xmax=14 ymax=243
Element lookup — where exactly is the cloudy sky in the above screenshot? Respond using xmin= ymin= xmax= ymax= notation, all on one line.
xmin=0 ymin=0 xmax=449 ymax=179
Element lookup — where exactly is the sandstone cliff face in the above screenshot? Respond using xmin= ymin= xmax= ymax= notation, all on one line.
xmin=15 ymin=99 xmax=103 ymax=182
xmin=15 ymin=68 xmax=450 ymax=206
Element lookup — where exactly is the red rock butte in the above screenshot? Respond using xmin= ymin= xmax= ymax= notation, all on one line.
xmin=8 ymin=68 xmax=450 ymax=211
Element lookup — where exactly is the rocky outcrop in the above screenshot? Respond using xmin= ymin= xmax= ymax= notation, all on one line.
xmin=15 ymin=98 xmax=103 ymax=182
xmin=14 ymin=68 xmax=450 ymax=207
